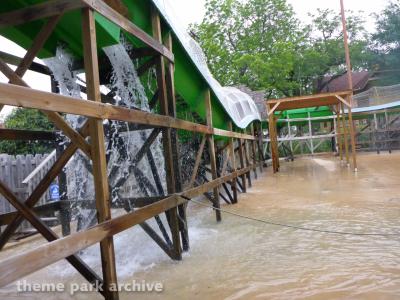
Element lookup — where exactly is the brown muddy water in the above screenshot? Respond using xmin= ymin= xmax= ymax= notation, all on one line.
xmin=0 ymin=152 xmax=400 ymax=299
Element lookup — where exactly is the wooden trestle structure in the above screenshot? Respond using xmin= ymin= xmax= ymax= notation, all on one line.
xmin=0 ymin=1 xmax=265 ymax=299
xmin=266 ymin=91 xmax=358 ymax=173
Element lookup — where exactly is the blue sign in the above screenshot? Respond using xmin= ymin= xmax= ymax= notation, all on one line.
xmin=49 ymin=183 xmax=60 ymax=201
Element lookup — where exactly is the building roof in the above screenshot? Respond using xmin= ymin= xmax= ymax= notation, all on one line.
xmin=319 ymin=71 xmax=371 ymax=93
xmin=236 ymin=85 xmax=267 ymax=119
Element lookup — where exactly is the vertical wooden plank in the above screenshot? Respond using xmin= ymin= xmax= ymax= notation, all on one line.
xmin=204 ymin=89 xmax=221 ymax=221
xmin=164 ymin=31 xmax=189 ymax=252
xmin=373 ymin=113 xmax=380 ymax=154
xmin=336 ymin=104 xmax=343 ymax=161
xmin=151 ymin=7 xmax=182 ymax=259
xmin=250 ymin=124 xmax=258 ymax=179
xmin=347 ymin=95 xmax=358 ymax=171
xmin=228 ymin=122 xmax=238 ymax=204
xmin=308 ymin=112 xmax=314 ymax=155
xmin=81 ymin=8 xmax=119 ymax=299
xmin=340 ymin=102 xmax=350 ymax=165
xmin=237 ymin=137 xmax=247 ymax=192
xmin=268 ymin=113 xmax=279 ymax=173
xmin=243 ymin=136 xmax=252 ymax=187
xmin=52 ymin=75 xmax=70 ymax=236
xmin=257 ymin=122 xmax=264 ymax=172
xmin=287 ymin=114 xmax=294 ymax=154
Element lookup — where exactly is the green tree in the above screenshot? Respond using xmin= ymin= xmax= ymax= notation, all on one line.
xmin=372 ymin=0 xmax=400 ymax=85
xmin=0 ymin=108 xmax=54 ymax=155
xmin=191 ymin=0 xmax=304 ymax=97
xmin=309 ymin=9 xmax=375 ymax=92
xmin=191 ymin=0 xmax=375 ymax=97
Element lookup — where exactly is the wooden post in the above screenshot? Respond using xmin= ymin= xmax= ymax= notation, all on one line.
xmin=257 ymin=122 xmax=264 ymax=172
xmin=228 ymin=122 xmax=238 ymax=204
xmin=82 ymin=8 xmax=119 ymax=299
xmin=385 ymin=110 xmax=392 ymax=154
xmin=205 ymin=89 xmax=221 ymax=221
xmin=308 ymin=112 xmax=314 ymax=155
xmin=373 ymin=113 xmax=380 ymax=154
xmin=165 ymin=31 xmax=189 ymax=252
xmin=237 ymin=137 xmax=247 ymax=192
xmin=243 ymin=135 xmax=252 ymax=187
xmin=336 ymin=104 xmax=344 ymax=161
xmin=333 ymin=114 xmax=338 ymax=154
xmin=250 ymin=124 xmax=258 ymax=179
xmin=347 ymin=95 xmax=358 ymax=171
xmin=268 ymin=113 xmax=279 ymax=173
xmin=341 ymin=102 xmax=350 ymax=165
xmin=340 ymin=0 xmax=358 ymax=171
xmin=287 ymin=113 xmax=294 ymax=154
xmin=151 ymin=8 xmax=182 ymax=259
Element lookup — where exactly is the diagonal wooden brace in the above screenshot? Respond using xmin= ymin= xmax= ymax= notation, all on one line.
xmin=15 ymin=15 xmax=63 ymax=78
xmin=187 ymin=134 xmax=207 ymax=189
xmin=0 ymin=180 xmax=104 ymax=294
xmin=0 ymin=122 xmax=90 ymax=250
xmin=335 ymin=94 xmax=351 ymax=108
xmin=0 ymin=59 xmax=92 ymax=157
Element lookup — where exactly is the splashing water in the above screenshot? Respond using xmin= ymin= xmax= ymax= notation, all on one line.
xmin=44 ymin=47 xmax=94 ymax=227
xmin=44 ymin=41 xmax=167 ymax=231
xmin=103 ymin=42 xmax=149 ymax=111
xmin=43 ymin=47 xmax=85 ymax=129
xmin=103 ymin=41 xmax=166 ymax=201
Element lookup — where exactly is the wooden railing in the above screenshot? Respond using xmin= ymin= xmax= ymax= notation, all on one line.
xmin=0 ymin=1 xmax=265 ymax=299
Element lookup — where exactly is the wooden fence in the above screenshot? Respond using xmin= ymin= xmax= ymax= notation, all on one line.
xmin=0 ymin=153 xmax=56 ymax=230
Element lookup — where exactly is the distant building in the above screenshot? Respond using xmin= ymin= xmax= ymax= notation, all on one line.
xmin=0 ymin=123 xmax=4 ymax=129
xmin=317 ymin=71 xmax=372 ymax=94
xmin=236 ymin=85 xmax=267 ymax=119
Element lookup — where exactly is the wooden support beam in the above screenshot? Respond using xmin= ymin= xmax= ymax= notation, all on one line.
xmin=152 ymin=9 xmax=182 ymax=259
xmin=82 ymin=8 xmax=118 ymax=299
xmin=0 ymin=51 xmax=51 ymax=75
xmin=0 ymin=180 xmax=104 ymax=295
xmin=0 ymin=128 xmax=56 ymax=141
xmin=0 ymin=59 xmax=92 ymax=157
xmin=257 ymin=122 xmax=264 ymax=172
xmin=336 ymin=104 xmax=344 ymax=161
xmin=335 ymin=94 xmax=351 ymax=108
xmin=0 ymin=164 xmax=256 ymax=288
xmin=0 ymin=201 xmax=60 ymax=226
xmin=243 ymin=138 xmax=252 ymax=187
xmin=15 ymin=14 xmax=62 ymax=78
xmin=139 ymin=222 xmax=174 ymax=258
xmin=250 ymin=124 xmax=258 ymax=179
xmin=0 ymin=82 xmax=256 ymax=140
xmin=164 ymin=31 xmax=188 ymax=252
xmin=237 ymin=138 xmax=247 ymax=192
xmin=0 ymin=123 xmax=90 ymax=250
xmin=205 ymin=89 xmax=221 ymax=222
xmin=228 ymin=122 xmax=238 ymax=203
xmin=188 ymin=134 xmax=207 ymax=189
xmin=340 ymin=102 xmax=350 ymax=165
xmin=137 ymin=56 xmax=158 ymax=77
xmin=347 ymin=95 xmax=358 ymax=171
xmin=0 ymin=0 xmax=84 ymax=29
xmin=268 ymin=113 xmax=279 ymax=173
xmin=110 ymin=128 xmax=161 ymax=193
xmin=82 ymin=0 xmax=174 ymax=62
xmin=220 ymin=147 xmax=231 ymax=176
xmin=268 ymin=102 xmax=281 ymax=116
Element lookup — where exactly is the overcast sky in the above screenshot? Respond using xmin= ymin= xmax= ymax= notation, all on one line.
xmin=172 ymin=0 xmax=390 ymax=30
xmin=0 ymin=0 xmax=392 ymax=120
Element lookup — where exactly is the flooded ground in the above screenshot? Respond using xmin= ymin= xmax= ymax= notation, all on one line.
xmin=1 ymin=152 xmax=400 ymax=299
